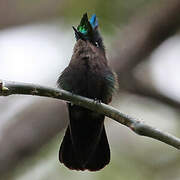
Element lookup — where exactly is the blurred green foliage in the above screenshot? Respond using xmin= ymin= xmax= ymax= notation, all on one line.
xmin=61 ymin=0 xmax=159 ymax=32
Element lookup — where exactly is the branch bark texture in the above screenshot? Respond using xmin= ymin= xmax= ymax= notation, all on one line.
xmin=1 ymin=80 xmax=180 ymax=150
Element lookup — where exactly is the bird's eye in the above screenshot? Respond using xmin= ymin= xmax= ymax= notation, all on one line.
xmin=95 ymin=42 xmax=99 ymax=47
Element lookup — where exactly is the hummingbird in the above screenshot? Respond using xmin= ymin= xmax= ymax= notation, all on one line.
xmin=57 ymin=13 xmax=117 ymax=171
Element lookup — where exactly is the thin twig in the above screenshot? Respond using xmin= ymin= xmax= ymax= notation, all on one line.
xmin=0 ymin=80 xmax=180 ymax=149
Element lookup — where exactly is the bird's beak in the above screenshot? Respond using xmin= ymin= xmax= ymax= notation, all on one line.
xmin=72 ymin=26 xmax=84 ymax=40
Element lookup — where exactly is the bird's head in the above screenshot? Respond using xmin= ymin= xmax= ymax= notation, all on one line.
xmin=73 ymin=13 xmax=102 ymax=48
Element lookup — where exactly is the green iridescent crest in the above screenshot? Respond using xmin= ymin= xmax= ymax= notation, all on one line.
xmin=77 ymin=13 xmax=93 ymax=37
xmin=78 ymin=26 xmax=88 ymax=35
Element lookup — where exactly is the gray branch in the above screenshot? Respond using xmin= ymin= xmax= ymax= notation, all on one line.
xmin=0 ymin=80 xmax=180 ymax=150
xmin=111 ymin=0 xmax=180 ymax=74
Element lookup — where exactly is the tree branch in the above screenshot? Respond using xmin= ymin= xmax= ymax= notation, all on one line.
xmin=117 ymin=73 xmax=180 ymax=110
xmin=111 ymin=0 xmax=180 ymax=74
xmin=1 ymin=80 xmax=180 ymax=150
xmin=108 ymin=0 xmax=180 ymax=111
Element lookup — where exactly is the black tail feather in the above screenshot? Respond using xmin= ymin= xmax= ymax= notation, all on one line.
xmin=85 ymin=126 xmax=110 ymax=171
xmin=59 ymin=126 xmax=83 ymax=170
xmin=59 ymin=105 xmax=110 ymax=171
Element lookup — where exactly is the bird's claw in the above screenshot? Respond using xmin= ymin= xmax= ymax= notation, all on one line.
xmin=70 ymin=91 xmax=74 ymax=106
xmin=0 ymin=80 xmax=9 ymax=92
xmin=94 ymin=98 xmax=101 ymax=104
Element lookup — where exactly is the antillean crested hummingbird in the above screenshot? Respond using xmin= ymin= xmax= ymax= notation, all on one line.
xmin=57 ymin=13 xmax=117 ymax=171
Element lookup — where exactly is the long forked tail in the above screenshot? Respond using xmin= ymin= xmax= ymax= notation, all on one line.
xmin=59 ymin=105 xmax=110 ymax=171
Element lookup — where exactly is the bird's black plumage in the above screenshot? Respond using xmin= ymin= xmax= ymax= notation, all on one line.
xmin=57 ymin=13 xmax=117 ymax=171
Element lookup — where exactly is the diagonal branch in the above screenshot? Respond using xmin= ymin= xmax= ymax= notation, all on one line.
xmin=111 ymin=0 xmax=180 ymax=74
xmin=108 ymin=0 xmax=180 ymax=111
xmin=1 ymin=80 xmax=180 ymax=149
xmin=118 ymin=74 xmax=180 ymax=109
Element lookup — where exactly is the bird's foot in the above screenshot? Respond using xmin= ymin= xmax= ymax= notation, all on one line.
xmin=71 ymin=91 xmax=74 ymax=96
xmin=94 ymin=98 xmax=101 ymax=104
xmin=70 ymin=91 xmax=74 ymax=106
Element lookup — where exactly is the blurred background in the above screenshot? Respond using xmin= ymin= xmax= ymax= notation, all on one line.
xmin=0 ymin=0 xmax=180 ymax=179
